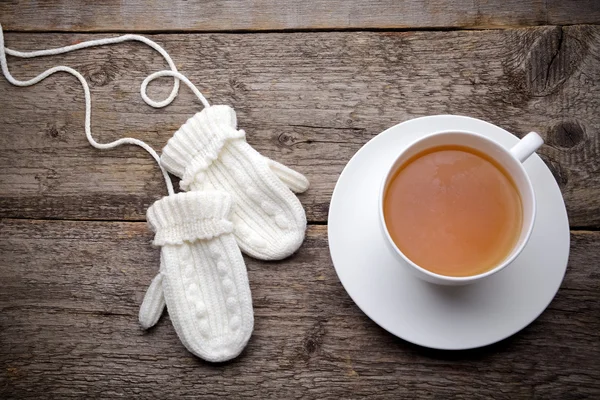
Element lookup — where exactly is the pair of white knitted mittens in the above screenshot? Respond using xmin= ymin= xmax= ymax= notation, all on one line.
xmin=139 ymin=105 xmax=309 ymax=362
xmin=0 ymin=24 xmax=308 ymax=362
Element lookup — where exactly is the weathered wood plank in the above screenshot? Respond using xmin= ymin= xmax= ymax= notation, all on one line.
xmin=0 ymin=0 xmax=599 ymax=32
xmin=0 ymin=219 xmax=598 ymax=398
xmin=1 ymin=26 xmax=599 ymax=226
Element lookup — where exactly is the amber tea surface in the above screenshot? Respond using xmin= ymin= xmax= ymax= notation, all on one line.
xmin=383 ymin=145 xmax=523 ymax=277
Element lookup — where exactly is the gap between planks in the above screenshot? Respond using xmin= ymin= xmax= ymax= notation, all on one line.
xmin=0 ymin=217 xmax=595 ymax=231
xmin=0 ymin=27 xmax=520 ymax=35
xmin=8 ymin=24 xmax=600 ymax=36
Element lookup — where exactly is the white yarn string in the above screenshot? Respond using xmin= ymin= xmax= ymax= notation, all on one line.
xmin=0 ymin=24 xmax=212 ymax=195
xmin=3 ymin=32 xmax=182 ymax=109
xmin=143 ymin=70 xmax=210 ymax=109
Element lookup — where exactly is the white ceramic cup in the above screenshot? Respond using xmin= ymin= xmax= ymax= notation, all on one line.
xmin=379 ymin=130 xmax=544 ymax=285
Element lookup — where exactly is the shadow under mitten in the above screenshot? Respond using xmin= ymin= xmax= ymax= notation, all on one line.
xmin=160 ymin=105 xmax=309 ymax=261
xmin=139 ymin=191 xmax=254 ymax=362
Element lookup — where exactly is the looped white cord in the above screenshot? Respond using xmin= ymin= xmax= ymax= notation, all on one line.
xmin=143 ymin=70 xmax=210 ymax=109
xmin=2 ymin=28 xmax=181 ymax=109
xmin=0 ymin=24 xmax=212 ymax=196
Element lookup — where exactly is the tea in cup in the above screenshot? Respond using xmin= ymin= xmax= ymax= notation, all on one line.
xmin=379 ymin=130 xmax=543 ymax=285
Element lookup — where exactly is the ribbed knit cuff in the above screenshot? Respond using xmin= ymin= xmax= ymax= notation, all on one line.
xmin=160 ymin=105 xmax=246 ymax=190
xmin=147 ymin=191 xmax=234 ymax=246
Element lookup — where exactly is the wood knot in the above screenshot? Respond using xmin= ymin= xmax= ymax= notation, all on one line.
xmin=277 ymin=131 xmax=305 ymax=147
xmin=82 ymin=61 xmax=120 ymax=87
xmin=229 ymin=77 xmax=248 ymax=92
xmin=303 ymin=337 xmax=319 ymax=355
xmin=301 ymin=320 xmax=326 ymax=359
xmin=547 ymin=120 xmax=586 ymax=149
xmin=44 ymin=123 xmax=68 ymax=142
xmin=278 ymin=133 xmax=293 ymax=146
xmin=46 ymin=125 xmax=60 ymax=139
xmin=524 ymin=26 xmax=586 ymax=97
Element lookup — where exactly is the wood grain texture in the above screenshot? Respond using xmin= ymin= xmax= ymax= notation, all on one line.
xmin=1 ymin=26 xmax=599 ymax=226
xmin=1 ymin=0 xmax=599 ymax=32
xmin=1 ymin=4 xmax=599 ymax=398
xmin=0 ymin=219 xmax=598 ymax=399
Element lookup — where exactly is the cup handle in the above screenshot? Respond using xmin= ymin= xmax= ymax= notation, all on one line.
xmin=509 ymin=132 xmax=544 ymax=163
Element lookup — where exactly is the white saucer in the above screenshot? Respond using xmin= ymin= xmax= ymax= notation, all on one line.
xmin=328 ymin=115 xmax=570 ymax=350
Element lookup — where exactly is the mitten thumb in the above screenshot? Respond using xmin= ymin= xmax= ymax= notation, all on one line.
xmin=139 ymin=272 xmax=166 ymax=329
xmin=266 ymin=157 xmax=309 ymax=193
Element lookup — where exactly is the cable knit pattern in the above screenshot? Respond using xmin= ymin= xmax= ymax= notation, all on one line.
xmin=140 ymin=191 xmax=254 ymax=362
xmin=160 ymin=105 xmax=310 ymax=260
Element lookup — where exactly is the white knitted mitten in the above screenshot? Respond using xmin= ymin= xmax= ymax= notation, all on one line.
xmin=160 ymin=105 xmax=310 ymax=260
xmin=139 ymin=191 xmax=253 ymax=362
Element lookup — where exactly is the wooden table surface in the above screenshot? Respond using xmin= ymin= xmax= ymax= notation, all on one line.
xmin=1 ymin=2 xmax=599 ymax=398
